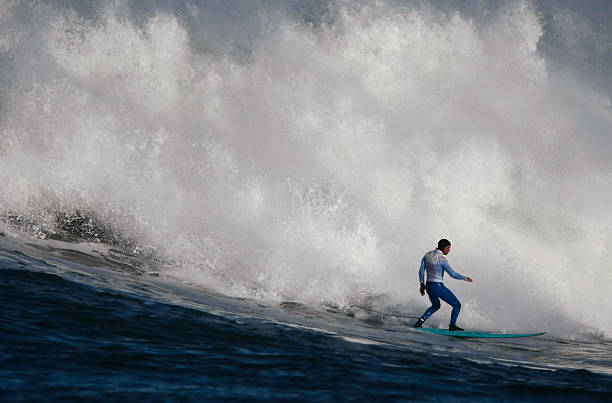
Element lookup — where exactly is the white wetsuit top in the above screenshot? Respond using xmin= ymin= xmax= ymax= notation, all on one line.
xmin=418 ymin=249 xmax=467 ymax=284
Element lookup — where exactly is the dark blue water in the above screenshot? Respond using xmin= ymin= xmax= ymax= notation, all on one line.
xmin=1 ymin=237 xmax=611 ymax=402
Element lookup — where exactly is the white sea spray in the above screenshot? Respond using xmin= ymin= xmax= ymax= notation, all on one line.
xmin=0 ymin=0 xmax=610 ymax=337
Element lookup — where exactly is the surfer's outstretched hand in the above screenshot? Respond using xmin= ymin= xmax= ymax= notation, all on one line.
xmin=466 ymin=277 xmax=473 ymax=282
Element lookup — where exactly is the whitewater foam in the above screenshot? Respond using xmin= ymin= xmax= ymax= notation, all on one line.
xmin=0 ymin=0 xmax=611 ymax=337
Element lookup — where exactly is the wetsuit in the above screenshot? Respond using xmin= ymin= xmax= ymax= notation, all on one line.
xmin=418 ymin=249 xmax=467 ymax=326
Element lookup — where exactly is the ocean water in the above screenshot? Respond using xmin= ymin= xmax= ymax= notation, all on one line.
xmin=2 ymin=235 xmax=611 ymax=401
xmin=1 ymin=0 xmax=612 ymax=401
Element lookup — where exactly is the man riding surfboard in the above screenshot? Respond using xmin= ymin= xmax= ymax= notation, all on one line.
xmin=414 ymin=239 xmax=473 ymax=331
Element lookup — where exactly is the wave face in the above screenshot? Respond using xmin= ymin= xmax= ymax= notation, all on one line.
xmin=2 ymin=237 xmax=611 ymax=400
xmin=1 ymin=0 xmax=611 ymax=337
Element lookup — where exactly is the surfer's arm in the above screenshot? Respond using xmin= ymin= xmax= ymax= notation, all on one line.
xmin=442 ymin=260 xmax=467 ymax=281
xmin=418 ymin=257 xmax=426 ymax=295
xmin=418 ymin=256 xmax=426 ymax=285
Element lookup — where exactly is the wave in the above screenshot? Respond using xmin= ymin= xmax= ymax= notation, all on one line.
xmin=0 ymin=0 xmax=611 ymax=337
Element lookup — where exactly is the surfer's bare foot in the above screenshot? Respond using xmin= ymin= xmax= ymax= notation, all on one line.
xmin=449 ymin=324 xmax=463 ymax=331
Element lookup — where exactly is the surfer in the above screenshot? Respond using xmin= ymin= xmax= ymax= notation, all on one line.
xmin=414 ymin=239 xmax=473 ymax=331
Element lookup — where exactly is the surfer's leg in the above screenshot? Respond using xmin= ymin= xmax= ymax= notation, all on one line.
xmin=421 ymin=283 xmax=442 ymax=321
xmin=439 ymin=285 xmax=461 ymax=326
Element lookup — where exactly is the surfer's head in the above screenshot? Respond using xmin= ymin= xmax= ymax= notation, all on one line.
xmin=437 ymin=239 xmax=451 ymax=255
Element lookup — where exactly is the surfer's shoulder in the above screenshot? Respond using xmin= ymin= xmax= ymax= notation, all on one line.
xmin=425 ymin=250 xmax=446 ymax=263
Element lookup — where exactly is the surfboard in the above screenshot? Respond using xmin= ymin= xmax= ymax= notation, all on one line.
xmin=417 ymin=328 xmax=546 ymax=338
